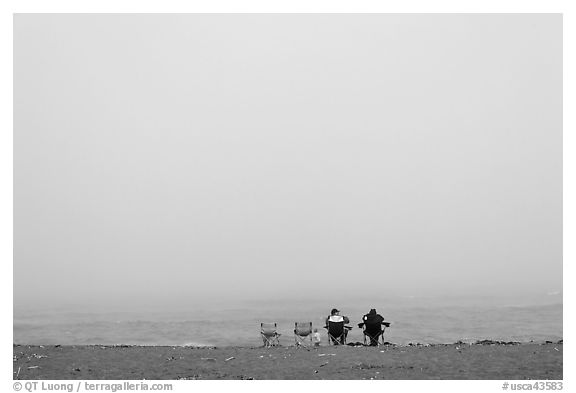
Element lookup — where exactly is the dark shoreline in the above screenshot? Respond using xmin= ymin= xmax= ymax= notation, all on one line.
xmin=14 ymin=340 xmax=563 ymax=380
xmin=12 ymin=338 xmax=564 ymax=348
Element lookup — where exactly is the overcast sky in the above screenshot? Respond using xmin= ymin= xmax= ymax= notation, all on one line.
xmin=14 ymin=14 xmax=562 ymax=309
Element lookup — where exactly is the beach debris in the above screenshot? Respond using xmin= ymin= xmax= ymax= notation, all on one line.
xmin=319 ymin=362 xmax=329 ymax=367
xmin=21 ymin=353 xmax=48 ymax=362
xmin=201 ymin=357 xmax=216 ymax=362
xmin=225 ymin=356 xmax=235 ymax=362
xmin=73 ymin=368 xmax=81 ymax=372
xmin=475 ymin=340 xmax=497 ymax=345
xmin=176 ymin=375 xmax=200 ymax=380
xmin=354 ymin=362 xmax=387 ymax=370
xmin=554 ymin=348 xmax=559 ymax=351
xmin=28 ymin=366 xmax=39 ymax=369
xmin=166 ymin=356 xmax=176 ymax=361
xmin=557 ymin=340 xmax=563 ymax=344
xmin=474 ymin=339 xmax=520 ymax=346
xmin=314 ymin=370 xmax=318 ymax=373
xmin=16 ymin=366 xmax=21 ymax=379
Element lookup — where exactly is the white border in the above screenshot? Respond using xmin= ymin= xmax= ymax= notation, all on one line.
xmin=3 ymin=1 xmax=572 ymax=392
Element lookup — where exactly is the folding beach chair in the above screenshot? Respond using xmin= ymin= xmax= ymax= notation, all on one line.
xmin=325 ymin=321 xmax=352 ymax=345
xmin=362 ymin=322 xmax=390 ymax=347
xmin=261 ymin=323 xmax=281 ymax=347
xmin=294 ymin=322 xmax=313 ymax=348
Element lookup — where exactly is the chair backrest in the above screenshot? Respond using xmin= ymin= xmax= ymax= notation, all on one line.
xmin=327 ymin=321 xmax=345 ymax=337
xmin=363 ymin=322 xmax=384 ymax=334
xmin=362 ymin=325 xmax=384 ymax=336
xmin=294 ymin=322 xmax=313 ymax=336
xmin=261 ymin=322 xmax=278 ymax=336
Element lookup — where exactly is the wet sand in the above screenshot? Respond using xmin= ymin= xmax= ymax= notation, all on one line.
xmin=13 ymin=341 xmax=562 ymax=380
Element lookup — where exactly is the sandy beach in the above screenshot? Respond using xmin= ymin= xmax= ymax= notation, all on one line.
xmin=13 ymin=341 xmax=562 ymax=380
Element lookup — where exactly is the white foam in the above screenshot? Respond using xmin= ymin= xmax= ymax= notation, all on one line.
xmin=181 ymin=342 xmax=214 ymax=347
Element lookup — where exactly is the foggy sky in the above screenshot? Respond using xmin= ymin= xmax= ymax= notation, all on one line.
xmin=14 ymin=14 xmax=562 ymax=309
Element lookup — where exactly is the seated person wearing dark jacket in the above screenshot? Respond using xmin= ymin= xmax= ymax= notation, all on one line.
xmin=358 ymin=308 xmax=389 ymax=346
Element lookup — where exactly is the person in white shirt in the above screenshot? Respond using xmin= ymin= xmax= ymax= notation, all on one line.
xmin=325 ymin=308 xmax=351 ymax=344
xmin=312 ymin=328 xmax=321 ymax=347
xmin=326 ymin=308 xmax=350 ymax=325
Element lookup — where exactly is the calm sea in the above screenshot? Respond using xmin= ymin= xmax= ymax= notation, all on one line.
xmin=14 ymin=295 xmax=562 ymax=347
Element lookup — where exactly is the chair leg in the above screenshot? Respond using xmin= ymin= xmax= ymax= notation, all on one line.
xmin=295 ymin=336 xmax=305 ymax=348
xmin=294 ymin=335 xmax=313 ymax=348
xmin=329 ymin=335 xmax=344 ymax=345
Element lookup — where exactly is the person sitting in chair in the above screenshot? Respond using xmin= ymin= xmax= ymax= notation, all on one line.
xmin=358 ymin=308 xmax=389 ymax=346
xmin=325 ymin=308 xmax=350 ymax=345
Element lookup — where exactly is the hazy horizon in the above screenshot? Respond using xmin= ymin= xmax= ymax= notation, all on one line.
xmin=14 ymin=14 xmax=562 ymax=312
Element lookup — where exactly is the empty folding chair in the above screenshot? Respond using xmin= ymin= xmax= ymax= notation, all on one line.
xmin=261 ymin=322 xmax=281 ymax=347
xmin=294 ymin=322 xmax=313 ymax=348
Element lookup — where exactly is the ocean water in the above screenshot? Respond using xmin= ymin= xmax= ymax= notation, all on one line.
xmin=13 ymin=295 xmax=562 ymax=347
